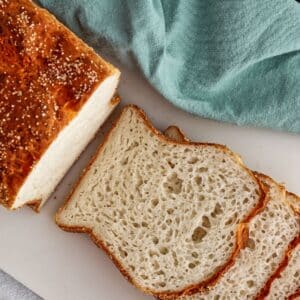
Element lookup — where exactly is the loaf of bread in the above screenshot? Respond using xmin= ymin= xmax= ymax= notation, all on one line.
xmin=55 ymin=105 xmax=266 ymax=299
xmin=0 ymin=0 xmax=120 ymax=211
xmin=165 ymin=126 xmax=300 ymax=300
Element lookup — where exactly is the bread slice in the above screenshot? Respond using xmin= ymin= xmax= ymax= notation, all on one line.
xmin=264 ymin=193 xmax=300 ymax=300
xmin=164 ymin=126 xmax=300 ymax=300
xmin=177 ymin=174 xmax=299 ymax=300
xmin=265 ymin=240 xmax=300 ymax=300
xmin=0 ymin=0 xmax=120 ymax=211
xmin=56 ymin=105 xmax=266 ymax=299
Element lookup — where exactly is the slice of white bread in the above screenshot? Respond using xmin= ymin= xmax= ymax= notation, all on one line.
xmin=264 ymin=193 xmax=300 ymax=300
xmin=165 ymin=126 xmax=300 ymax=300
xmin=0 ymin=0 xmax=120 ymax=211
xmin=56 ymin=105 xmax=266 ymax=299
xmin=265 ymin=241 xmax=300 ymax=300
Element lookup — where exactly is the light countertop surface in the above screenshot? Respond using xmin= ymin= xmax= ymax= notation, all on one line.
xmin=0 ymin=64 xmax=299 ymax=300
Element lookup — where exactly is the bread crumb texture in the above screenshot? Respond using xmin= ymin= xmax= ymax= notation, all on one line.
xmin=164 ymin=126 xmax=300 ymax=300
xmin=180 ymin=176 xmax=299 ymax=300
xmin=57 ymin=106 xmax=265 ymax=296
xmin=0 ymin=0 xmax=112 ymax=207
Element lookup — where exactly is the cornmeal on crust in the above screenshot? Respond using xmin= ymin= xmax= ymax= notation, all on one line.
xmin=0 ymin=0 xmax=120 ymax=210
xmin=56 ymin=105 xmax=265 ymax=299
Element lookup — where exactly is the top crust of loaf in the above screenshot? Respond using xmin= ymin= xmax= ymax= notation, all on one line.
xmin=56 ymin=105 xmax=266 ymax=299
xmin=0 ymin=0 xmax=119 ymax=208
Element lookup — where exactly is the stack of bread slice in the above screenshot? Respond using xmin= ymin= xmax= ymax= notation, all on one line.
xmin=164 ymin=126 xmax=300 ymax=299
xmin=56 ymin=105 xmax=299 ymax=299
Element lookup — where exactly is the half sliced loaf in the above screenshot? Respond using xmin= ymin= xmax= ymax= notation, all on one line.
xmin=56 ymin=105 xmax=265 ymax=299
xmin=0 ymin=0 xmax=120 ymax=211
xmin=164 ymin=126 xmax=300 ymax=300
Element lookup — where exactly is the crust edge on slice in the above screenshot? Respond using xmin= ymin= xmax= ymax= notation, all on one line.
xmin=286 ymin=191 xmax=300 ymax=215
xmin=55 ymin=105 xmax=267 ymax=299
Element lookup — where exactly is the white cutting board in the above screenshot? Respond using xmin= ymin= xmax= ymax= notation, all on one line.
xmin=0 ymin=64 xmax=300 ymax=300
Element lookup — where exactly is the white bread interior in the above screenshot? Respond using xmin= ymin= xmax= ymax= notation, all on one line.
xmin=13 ymin=74 xmax=119 ymax=210
xmin=56 ymin=106 xmax=265 ymax=296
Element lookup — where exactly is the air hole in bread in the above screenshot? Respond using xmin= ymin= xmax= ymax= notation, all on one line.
xmin=163 ymin=173 xmax=183 ymax=194
xmin=198 ymin=195 xmax=205 ymax=202
xmin=167 ymin=208 xmax=174 ymax=215
xmin=151 ymin=198 xmax=159 ymax=208
xmin=202 ymin=216 xmax=211 ymax=228
xmin=198 ymin=167 xmax=208 ymax=173
xmin=152 ymin=237 xmax=159 ymax=245
xmin=243 ymin=197 xmax=249 ymax=204
xmin=157 ymin=270 xmax=165 ymax=276
xmin=159 ymin=247 xmax=169 ymax=255
xmin=195 ymin=176 xmax=202 ymax=185
xmin=118 ymin=247 xmax=128 ymax=258
xmin=188 ymin=157 xmax=198 ymax=164
xmin=188 ymin=262 xmax=196 ymax=269
xmin=192 ymin=227 xmax=207 ymax=243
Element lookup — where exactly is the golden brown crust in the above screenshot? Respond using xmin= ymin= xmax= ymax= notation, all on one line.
xmin=56 ymin=104 xmax=267 ymax=299
xmin=286 ymin=191 xmax=300 ymax=215
xmin=0 ymin=0 xmax=119 ymax=209
xmin=110 ymin=94 xmax=121 ymax=106
xmin=167 ymin=127 xmax=300 ymax=300
xmin=288 ymin=289 xmax=300 ymax=300
xmin=27 ymin=199 xmax=42 ymax=213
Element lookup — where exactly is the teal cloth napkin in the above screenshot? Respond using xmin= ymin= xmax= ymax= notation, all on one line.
xmin=38 ymin=0 xmax=300 ymax=133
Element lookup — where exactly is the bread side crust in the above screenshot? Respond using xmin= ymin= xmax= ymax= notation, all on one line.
xmin=27 ymin=200 xmax=42 ymax=213
xmin=56 ymin=105 xmax=267 ymax=299
xmin=286 ymin=191 xmax=300 ymax=215
xmin=288 ymin=289 xmax=300 ymax=300
xmin=164 ymin=126 xmax=190 ymax=142
xmin=0 ymin=0 xmax=120 ymax=209
xmin=164 ymin=127 xmax=300 ymax=300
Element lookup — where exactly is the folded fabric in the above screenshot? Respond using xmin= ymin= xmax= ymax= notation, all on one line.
xmin=38 ymin=0 xmax=300 ymax=133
